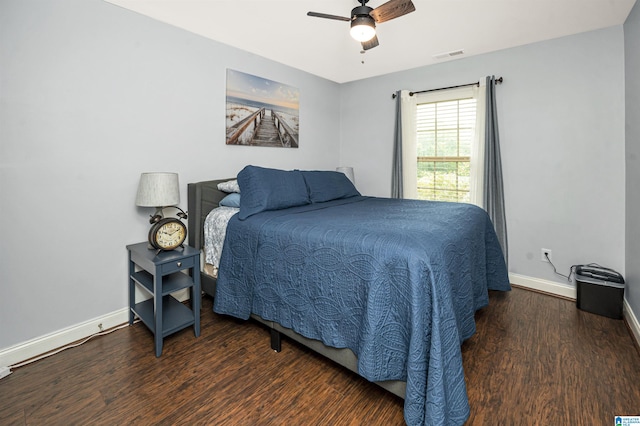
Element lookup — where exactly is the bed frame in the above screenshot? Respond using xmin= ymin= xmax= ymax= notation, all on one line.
xmin=187 ymin=179 xmax=406 ymax=399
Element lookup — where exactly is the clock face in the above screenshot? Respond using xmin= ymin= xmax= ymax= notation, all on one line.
xmin=149 ymin=218 xmax=187 ymax=250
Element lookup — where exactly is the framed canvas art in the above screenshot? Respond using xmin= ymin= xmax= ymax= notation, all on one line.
xmin=225 ymin=69 xmax=300 ymax=148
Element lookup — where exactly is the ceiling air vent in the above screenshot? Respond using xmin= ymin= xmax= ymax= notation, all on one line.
xmin=433 ymin=49 xmax=465 ymax=60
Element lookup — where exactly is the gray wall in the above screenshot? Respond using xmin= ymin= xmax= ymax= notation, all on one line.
xmin=625 ymin=2 xmax=640 ymax=319
xmin=0 ymin=0 xmax=340 ymax=349
xmin=340 ymin=27 xmax=627 ymax=289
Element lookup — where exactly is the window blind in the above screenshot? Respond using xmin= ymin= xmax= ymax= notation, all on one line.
xmin=416 ymin=98 xmax=476 ymax=202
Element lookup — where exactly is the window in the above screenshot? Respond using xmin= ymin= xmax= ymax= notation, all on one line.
xmin=416 ymin=97 xmax=477 ymax=203
xmin=392 ymin=86 xmax=483 ymax=205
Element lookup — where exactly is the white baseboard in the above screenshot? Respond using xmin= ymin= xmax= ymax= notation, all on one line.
xmin=509 ymin=272 xmax=576 ymax=300
xmin=0 ymin=308 xmax=130 ymax=367
xmin=624 ymin=299 xmax=640 ymax=348
xmin=510 ymin=272 xmax=640 ymax=348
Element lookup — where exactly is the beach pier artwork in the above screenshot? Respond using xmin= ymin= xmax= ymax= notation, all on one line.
xmin=225 ymin=69 xmax=299 ymax=148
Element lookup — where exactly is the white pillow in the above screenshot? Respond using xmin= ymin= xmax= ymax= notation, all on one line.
xmin=217 ymin=179 xmax=240 ymax=193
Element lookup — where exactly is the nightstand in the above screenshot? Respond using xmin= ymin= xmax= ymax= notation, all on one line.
xmin=127 ymin=242 xmax=201 ymax=357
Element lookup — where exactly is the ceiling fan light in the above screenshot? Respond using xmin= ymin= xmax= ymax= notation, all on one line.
xmin=350 ymin=16 xmax=376 ymax=42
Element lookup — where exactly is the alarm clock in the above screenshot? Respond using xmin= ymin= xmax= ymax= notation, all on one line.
xmin=148 ymin=217 xmax=187 ymax=250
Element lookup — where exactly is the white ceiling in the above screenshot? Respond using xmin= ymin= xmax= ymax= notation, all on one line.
xmin=105 ymin=0 xmax=637 ymax=83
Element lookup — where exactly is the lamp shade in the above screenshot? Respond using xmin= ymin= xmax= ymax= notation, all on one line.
xmin=135 ymin=172 xmax=180 ymax=207
xmin=336 ymin=166 xmax=355 ymax=184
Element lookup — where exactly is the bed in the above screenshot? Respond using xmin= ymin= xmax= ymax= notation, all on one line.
xmin=187 ymin=166 xmax=511 ymax=426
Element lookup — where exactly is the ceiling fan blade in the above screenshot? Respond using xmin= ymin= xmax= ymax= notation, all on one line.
xmin=361 ymin=35 xmax=379 ymax=51
xmin=369 ymin=0 xmax=415 ymax=23
xmin=307 ymin=11 xmax=351 ymax=22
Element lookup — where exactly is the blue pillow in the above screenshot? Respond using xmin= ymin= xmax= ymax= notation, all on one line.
xmin=237 ymin=165 xmax=310 ymax=220
xmin=302 ymin=170 xmax=360 ymax=203
xmin=219 ymin=192 xmax=241 ymax=208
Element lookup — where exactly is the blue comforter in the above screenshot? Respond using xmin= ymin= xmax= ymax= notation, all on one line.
xmin=214 ymin=196 xmax=510 ymax=425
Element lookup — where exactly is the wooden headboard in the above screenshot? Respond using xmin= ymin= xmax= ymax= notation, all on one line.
xmin=187 ymin=178 xmax=234 ymax=251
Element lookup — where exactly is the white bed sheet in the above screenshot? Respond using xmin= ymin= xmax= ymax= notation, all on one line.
xmin=203 ymin=206 xmax=239 ymax=273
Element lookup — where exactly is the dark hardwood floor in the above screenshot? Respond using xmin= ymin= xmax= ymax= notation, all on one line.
xmin=1 ymin=287 xmax=639 ymax=425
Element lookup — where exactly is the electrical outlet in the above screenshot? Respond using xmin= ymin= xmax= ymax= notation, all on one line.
xmin=541 ymin=248 xmax=552 ymax=262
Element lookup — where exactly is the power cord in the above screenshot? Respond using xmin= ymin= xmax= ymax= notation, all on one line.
xmin=5 ymin=320 xmax=139 ymax=373
xmin=544 ymin=252 xmax=577 ymax=282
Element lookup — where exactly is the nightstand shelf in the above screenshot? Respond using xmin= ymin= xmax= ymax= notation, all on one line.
xmin=131 ymin=270 xmax=195 ymax=296
xmin=127 ymin=242 xmax=201 ymax=357
xmin=132 ymin=296 xmax=195 ymax=338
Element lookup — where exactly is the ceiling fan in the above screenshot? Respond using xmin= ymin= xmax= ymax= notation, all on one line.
xmin=307 ymin=0 xmax=416 ymax=51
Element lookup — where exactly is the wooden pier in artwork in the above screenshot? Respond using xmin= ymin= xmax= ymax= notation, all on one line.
xmin=226 ymin=108 xmax=298 ymax=148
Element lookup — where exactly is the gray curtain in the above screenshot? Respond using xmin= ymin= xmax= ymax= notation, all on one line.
xmin=484 ymin=76 xmax=508 ymax=266
xmin=391 ymin=90 xmax=403 ymax=198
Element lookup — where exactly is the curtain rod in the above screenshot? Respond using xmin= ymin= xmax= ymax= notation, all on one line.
xmin=391 ymin=77 xmax=503 ymax=99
